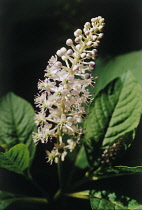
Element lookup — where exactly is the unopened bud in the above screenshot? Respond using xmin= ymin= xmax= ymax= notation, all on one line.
xmin=76 ymin=44 xmax=81 ymax=50
xmin=90 ymin=28 xmax=94 ymax=33
xmin=57 ymin=50 xmax=62 ymax=57
xmin=74 ymin=29 xmax=82 ymax=37
xmin=81 ymin=53 xmax=86 ymax=59
xmin=66 ymin=39 xmax=73 ymax=46
xmin=87 ymin=41 xmax=92 ymax=46
xmin=75 ymin=37 xmax=81 ymax=43
xmin=92 ymin=49 xmax=98 ymax=59
xmin=54 ymin=61 xmax=62 ymax=68
xmin=89 ymin=61 xmax=96 ymax=68
xmin=85 ymin=73 xmax=91 ymax=79
xmin=73 ymin=65 xmax=79 ymax=71
xmin=98 ymin=25 xmax=103 ymax=32
xmin=98 ymin=33 xmax=104 ymax=39
xmin=84 ymin=22 xmax=90 ymax=28
xmin=92 ymin=35 xmax=97 ymax=41
xmin=60 ymin=47 xmax=67 ymax=54
xmin=67 ymin=49 xmax=73 ymax=56
xmin=62 ymin=55 xmax=68 ymax=61
xmin=57 ymin=47 xmax=67 ymax=57
xmin=85 ymin=30 xmax=90 ymax=36
xmin=91 ymin=18 xmax=96 ymax=23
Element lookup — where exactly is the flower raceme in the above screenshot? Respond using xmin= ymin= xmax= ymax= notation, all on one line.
xmin=33 ymin=16 xmax=105 ymax=164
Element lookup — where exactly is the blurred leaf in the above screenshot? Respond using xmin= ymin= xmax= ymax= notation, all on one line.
xmin=0 ymin=190 xmax=17 ymax=210
xmin=90 ymin=166 xmax=142 ymax=181
xmin=66 ymin=190 xmax=89 ymax=199
xmin=74 ymin=146 xmax=89 ymax=169
xmin=90 ymin=190 xmax=142 ymax=210
xmin=0 ymin=143 xmax=30 ymax=175
xmin=83 ymin=71 xmax=142 ymax=164
xmin=94 ymin=50 xmax=142 ymax=96
xmin=0 ymin=92 xmax=37 ymax=162
xmin=0 ymin=190 xmax=48 ymax=210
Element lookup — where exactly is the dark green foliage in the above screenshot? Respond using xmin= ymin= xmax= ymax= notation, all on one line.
xmin=0 ymin=143 xmax=30 ymax=175
xmin=83 ymin=71 xmax=142 ymax=164
xmin=0 ymin=92 xmax=37 ymax=162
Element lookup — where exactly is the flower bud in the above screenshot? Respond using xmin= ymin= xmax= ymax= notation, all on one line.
xmin=91 ymin=17 xmax=97 ymax=23
xmin=67 ymin=49 xmax=73 ymax=56
xmin=76 ymin=44 xmax=81 ymax=50
xmin=62 ymin=55 xmax=68 ymax=61
xmin=84 ymin=22 xmax=90 ymax=28
xmin=54 ymin=61 xmax=62 ymax=68
xmin=89 ymin=61 xmax=96 ymax=68
xmin=74 ymin=29 xmax=82 ymax=37
xmin=66 ymin=39 xmax=73 ymax=46
xmin=56 ymin=50 xmax=62 ymax=57
xmin=60 ymin=47 xmax=67 ymax=54
xmin=75 ymin=37 xmax=81 ymax=43
xmin=98 ymin=33 xmax=104 ymax=39
xmin=85 ymin=30 xmax=90 ymax=36
xmin=73 ymin=65 xmax=79 ymax=71
xmin=87 ymin=41 xmax=92 ymax=46
xmin=92 ymin=35 xmax=97 ymax=41
xmin=98 ymin=25 xmax=103 ymax=32
xmin=90 ymin=28 xmax=94 ymax=33
xmin=81 ymin=53 xmax=86 ymax=59
xmin=92 ymin=49 xmax=98 ymax=59
xmin=85 ymin=73 xmax=91 ymax=79
xmin=57 ymin=47 xmax=67 ymax=57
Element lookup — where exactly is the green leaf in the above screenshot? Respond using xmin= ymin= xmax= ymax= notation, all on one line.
xmin=90 ymin=190 xmax=142 ymax=210
xmin=66 ymin=190 xmax=90 ymax=199
xmin=90 ymin=166 xmax=142 ymax=181
xmin=0 ymin=143 xmax=30 ymax=174
xmin=74 ymin=146 xmax=89 ymax=169
xmin=93 ymin=50 xmax=142 ymax=96
xmin=0 ymin=92 xmax=37 ymax=162
xmin=83 ymin=71 xmax=142 ymax=164
xmin=0 ymin=191 xmax=17 ymax=210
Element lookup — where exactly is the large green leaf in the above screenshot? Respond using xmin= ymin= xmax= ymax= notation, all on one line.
xmin=83 ymin=71 xmax=142 ymax=164
xmin=66 ymin=190 xmax=142 ymax=210
xmin=90 ymin=166 xmax=142 ymax=181
xmin=0 ymin=92 xmax=37 ymax=161
xmin=90 ymin=190 xmax=142 ymax=210
xmin=0 ymin=143 xmax=30 ymax=174
xmin=93 ymin=50 xmax=142 ymax=96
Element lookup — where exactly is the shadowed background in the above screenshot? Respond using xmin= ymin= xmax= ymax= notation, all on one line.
xmin=0 ymin=0 xmax=142 ymax=209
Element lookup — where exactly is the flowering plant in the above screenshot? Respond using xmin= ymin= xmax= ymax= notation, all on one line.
xmin=33 ymin=16 xmax=104 ymax=165
xmin=0 ymin=17 xmax=142 ymax=210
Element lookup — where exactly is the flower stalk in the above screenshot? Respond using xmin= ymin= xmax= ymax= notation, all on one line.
xmin=33 ymin=16 xmax=105 ymax=164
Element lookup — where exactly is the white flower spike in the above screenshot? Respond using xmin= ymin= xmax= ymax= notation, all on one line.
xmin=33 ymin=17 xmax=105 ymax=164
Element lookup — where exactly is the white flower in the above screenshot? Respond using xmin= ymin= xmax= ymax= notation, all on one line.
xmin=33 ymin=16 xmax=105 ymax=164
xmin=66 ymin=139 xmax=76 ymax=152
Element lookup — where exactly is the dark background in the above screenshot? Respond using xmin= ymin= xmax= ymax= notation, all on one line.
xmin=0 ymin=0 xmax=142 ymax=105
xmin=0 ymin=0 xmax=142 ymax=209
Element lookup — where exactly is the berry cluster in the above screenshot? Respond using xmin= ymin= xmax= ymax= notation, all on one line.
xmin=97 ymin=139 xmax=123 ymax=166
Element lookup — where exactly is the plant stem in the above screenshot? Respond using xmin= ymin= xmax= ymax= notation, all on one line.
xmin=57 ymin=127 xmax=64 ymax=191
xmin=57 ymin=156 xmax=63 ymax=190
xmin=15 ymin=196 xmax=48 ymax=205
xmin=53 ymin=188 xmax=62 ymax=200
